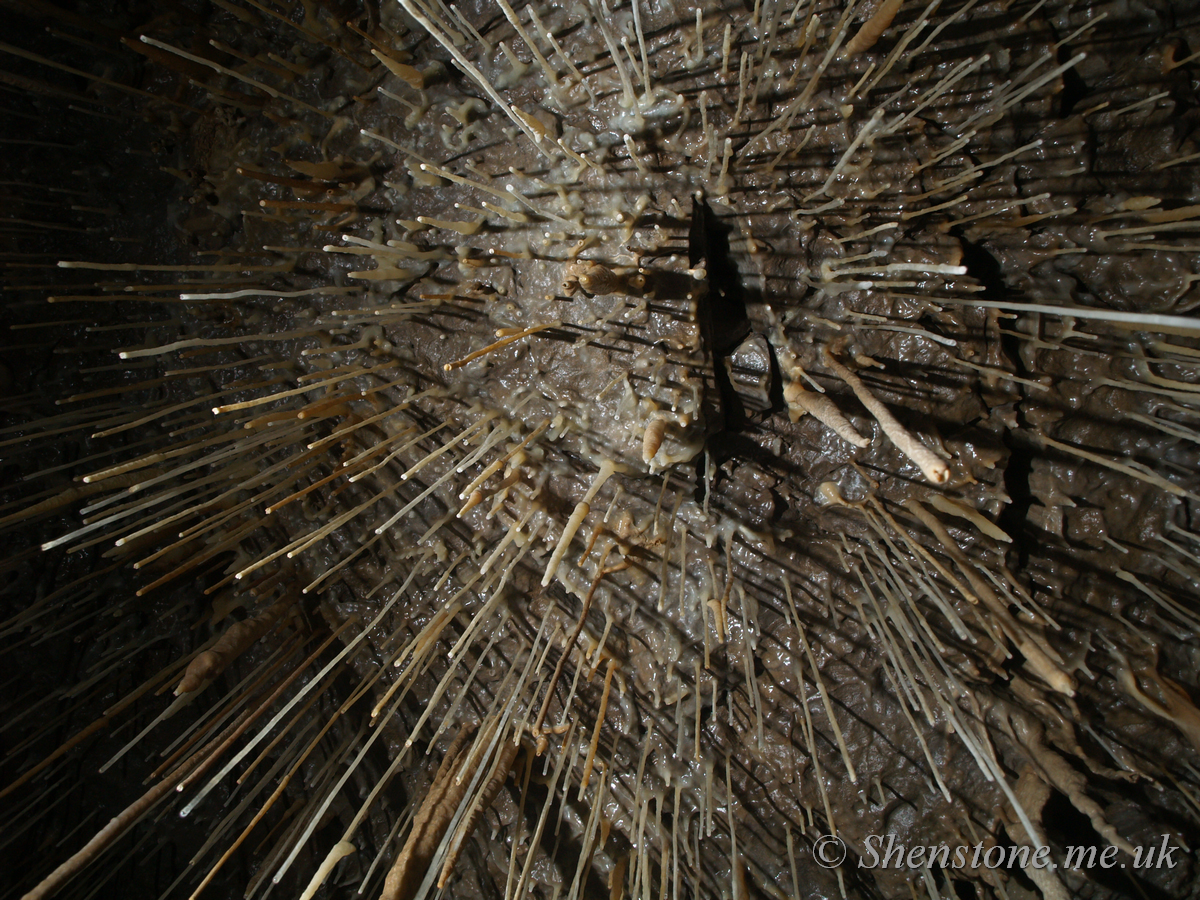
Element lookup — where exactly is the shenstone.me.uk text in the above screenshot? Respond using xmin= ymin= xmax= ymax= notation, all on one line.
xmin=856 ymin=834 xmax=1180 ymax=871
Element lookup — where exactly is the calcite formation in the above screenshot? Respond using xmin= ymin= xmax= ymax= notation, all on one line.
xmin=2 ymin=1 xmax=1200 ymax=899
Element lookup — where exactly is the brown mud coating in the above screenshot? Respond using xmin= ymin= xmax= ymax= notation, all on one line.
xmin=3 ymin=0 xmax=1200 ymax=899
